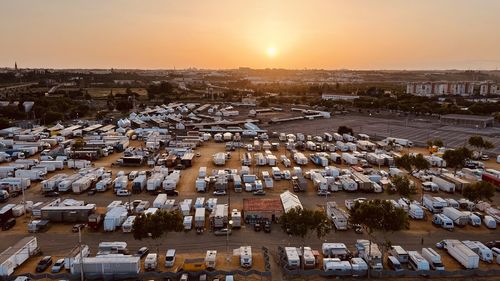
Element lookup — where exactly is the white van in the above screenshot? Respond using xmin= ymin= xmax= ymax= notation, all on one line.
xmin=484 ymin=215 xmax=497 ymax=229
xmin=144 ymin=253 xmax=158 ymax=270
xmin=165 ymin=249 xmax=176 ymax=267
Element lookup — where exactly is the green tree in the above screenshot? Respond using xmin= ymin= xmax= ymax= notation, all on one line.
xmin=442 ymin=147 xmax=472 ymax=174
xmin=462 ymin=181 xmax=495 ymax=203
xmin=132 ymin=210 xmax=183 ymax=240
xmin=349 ymin=199 xmax=408 ymax=234
xmin=0 ymin=117 xmax=10 ymax=129
xmin=395 ymin=154 xmax=413 ymax=171
xmin=468 ymin=136 xmax=494 ymax=155
xmin=413 ymin=154 xmax=430 ymax=171
xmin=279 ymin=207 xmax=331 ymax=240
xmin=427 ymin=139 xmax=444 ymax=148
xmin=390 ymin=175 xmax=416 ymax=198
xmin=337 ymin=126 xmax=353 ymax=136
xmin=44 ymin=111 xmax=64 ymax=124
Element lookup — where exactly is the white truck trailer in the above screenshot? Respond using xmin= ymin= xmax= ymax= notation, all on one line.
xmin=421 ymin=247 xmax=444 ymax=270
xmin=432 ymin=176 xmax=456 ymax=193
xmin=443 ymin=239 xmax=480 ymax=269
xmin=0 ymin=236 xmax=38 ymax=276
xmin=326 ymin=202 xmax=348 ymax=230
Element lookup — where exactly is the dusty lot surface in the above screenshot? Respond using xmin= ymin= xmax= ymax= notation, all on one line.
xmin=1 ymin=139 xmax=499 ymax=279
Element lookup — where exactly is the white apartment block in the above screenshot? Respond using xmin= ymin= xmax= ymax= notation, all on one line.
xmin=406 ymin=81 xmax=498 ymax=96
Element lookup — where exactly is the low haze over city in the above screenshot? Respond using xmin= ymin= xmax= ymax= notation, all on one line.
xmin=0 ymin=1 xmax=499 ymax=281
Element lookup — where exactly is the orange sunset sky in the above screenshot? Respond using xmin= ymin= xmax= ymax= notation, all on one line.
xmin=1 ymin=0 xmax=499 ymax=70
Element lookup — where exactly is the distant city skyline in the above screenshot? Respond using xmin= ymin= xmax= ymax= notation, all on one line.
xmin=1 ymin=0 xmax=500 ymax=70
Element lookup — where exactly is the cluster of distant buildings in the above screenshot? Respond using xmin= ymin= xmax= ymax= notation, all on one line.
xmin=406 ymin=81 xmax=499 ymax=97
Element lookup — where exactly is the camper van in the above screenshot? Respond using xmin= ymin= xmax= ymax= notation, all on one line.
xmin=432 ymin=214 xmax=454 ymax=230
xmin=164 ymin=249 xmax=176 ymax=267
xmin=387 ymin=256 xmax=403 ymax=271
xmin=389 ymin=246 xmax=409 ymax=263
xmin=408 ymin=251 xmax=430 ymax=271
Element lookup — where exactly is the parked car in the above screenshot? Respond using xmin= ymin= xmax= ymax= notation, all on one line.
xmin=135 ymin=247 xmax=150 ymax=258
xmin=87 ymin=188 xmax=96 ymax=196
xmin=264 ymin=221 xmax=271 ymax=233
xmin=253 ymin=190 xmax=266 ymax=196
xmin=214 ymin=228 xmax=232 ymax=236
xmin=435 ymin=241 xmax=445 ymax=249
xmin=71 ymin=223 xmax=85 ymax=233
xmin=486 ymin=240 xmax=500 ymax=249
xmin=2 ymin=218 xmax=16 ymax=231
xmin=165 ymin=190 xmax=179 ymax=197
xmin=36 ymin=256 xmax=53 ymax=272
xmin=213 ymin=190 xmax=227 ymax=196
xmin=51 ymin=259 xmax=65 ymax=273
xmin=44 ymin=192 xmax=59 ymax=198
xmin=317 ymin=190 xmax=331 ymax=196
xmin=116 ymin=190 xmax=131 ymax=196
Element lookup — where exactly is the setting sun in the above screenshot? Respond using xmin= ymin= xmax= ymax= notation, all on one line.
xmin=266 ymin=47 xmax=277 ymax=58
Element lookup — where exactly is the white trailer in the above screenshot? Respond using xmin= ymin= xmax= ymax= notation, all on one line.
xmin=72 ymin=176 xmax=93 ymax=194
xmin=355 ymin=240 xmax=382 ymax=270
xmin=443 ymin=239 xmax=479 ymax=269
xmin=205 ymin=250 xmax=217 ymax=270
xmin=442 ymin=207 xmax=468 ymax=226
xmin=65 ymin=244 xmax=90 ymax=274
xmin=213 ymin=152 xmax=226 ymax=166
xmin=0 ymin=177 xmax=31 ymax=193
xmin=409 ymin=204 xmax=424 ymax=220
xmin=153 ymin=194 xmax=167 ymax=208
xmin=0 ymin=236 xmax=38 ymax=276
xmin=462 ymin=240 xmax=493 ymax=263
xmin=73 ymin=255 xmax=140 ymax=275
xmin=326 ymin=202 xmax=348 ymax=230
xmin=408 ymin=251 xmax=430 ymax=271
xmin=421 ymin=247 xmax=444 ymax=270
xmin=422 ymin=195 xmax=447 ymax=213
xmin=67 ymin=159 xmax=91 ymax=169
xmin=342 ymin=153 xmax=358 ymax=165
xmin=147 ymin=173 xmax=165 ymax=192
xmin=14 ymin=169 xmax=43 ymax=181
xmin=432 ymin=176 xmax=455 ymax=193
xmin=39 ymin=160 xmax=64 ymax=170
xmin=104 ymin=207 xmax=128 ymax=232
xmin=121 ymin=216 xmax=136 ymax=233
xmin=384 ymin=137 xmax=413 ymax=147
xmin=96 ymin=178 xmax=112 ymax=192
xmin=113 ymin=176 xmax=128 ymax=191
xmin=240 ymin=246 xmax=252 ymax=268
xmin=322 ymin=243 xmax=350 ymax=259
xmin=183 ymin=216 xmax=193 ymax=230
xmin=195 ymin=208 xmax=205 ymax=229
xmin=293 ymin=152 xmax=308 ymax=165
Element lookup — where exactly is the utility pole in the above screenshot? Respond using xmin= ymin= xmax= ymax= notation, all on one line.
xmin=79 ymin=226 xmax=85 ymax=281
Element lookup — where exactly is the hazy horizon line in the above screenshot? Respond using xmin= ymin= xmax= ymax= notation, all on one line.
xmin=2 ymin=66 xmax=499 ymax=72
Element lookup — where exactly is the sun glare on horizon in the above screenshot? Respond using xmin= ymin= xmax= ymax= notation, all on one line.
xmin=266 ymin=47 xmax=277 ymax=58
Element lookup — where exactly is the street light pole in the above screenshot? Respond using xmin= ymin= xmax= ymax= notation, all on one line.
xmin=78 ymin=226 xmax=85 ymax=281
xmin=226 ymin=220 xmax=233 ymax=262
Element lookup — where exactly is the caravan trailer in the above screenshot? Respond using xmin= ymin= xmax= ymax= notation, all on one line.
xmin=408 ymin=251 xmax=430 ymax=271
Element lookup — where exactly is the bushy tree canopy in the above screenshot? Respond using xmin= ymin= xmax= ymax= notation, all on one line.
xmin=349 ymin=199 xmax=408 ymax=233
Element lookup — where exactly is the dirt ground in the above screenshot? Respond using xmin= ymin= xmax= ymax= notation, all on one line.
xmin=1 ymin=138 xmax=500 ymax=279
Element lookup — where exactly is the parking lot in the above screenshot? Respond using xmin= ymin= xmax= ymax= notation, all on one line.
xmin=1 ymin=139 xmax=499 ymax=279
xmin=264 ymin=114 xmax=500 ymax=155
